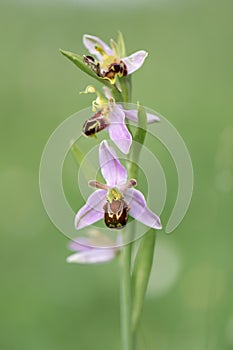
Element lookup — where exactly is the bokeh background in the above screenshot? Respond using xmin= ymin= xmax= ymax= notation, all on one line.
xmin=0 ymin=0 xmax=233 ymax=349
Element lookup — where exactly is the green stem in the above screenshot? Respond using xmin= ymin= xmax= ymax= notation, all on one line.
xmin=120 ymin=241 xmax=133 ymax=350
xmin=119 ymin=76 xmax=132 ymax=104
xmin=70 ymin=142 xmax=102 ymax=182
xmin=119 ymin=72 xmax=134 ymax=350
xmin=119 ymin=70 xmax=133 ymax=349
xmin=120 ymin=103 xmax=148 ymax=350
xmin=120 ymin=71 xmax=150 ymax=350
xmin=111 ymin=85 xmax=124 ymax=103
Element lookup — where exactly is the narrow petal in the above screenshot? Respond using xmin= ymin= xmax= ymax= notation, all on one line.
xmin=118 ymin=179 xmax=137 ymax=192
xmin=68 ymin=238 xmax=93 ymax=251
xmin=83 ymin=34 xmax=114 ymax=62
xmin=108 ymin=106 xmax=132 ymax=154
xmin=75 ymin=190 xmax=106 ymax=230
xmin=67 ymin=249 xmax=116 ymax=264
xmin=69 ymin=230 xmax=116 ymax=251
xmin=88 ymin=180 xmax=109 ymax=190
xmin=99 ymin=140 xmax=127 ymax=186
xmin=124 ymin=109 xmax=160 ymax=124
xmin=121 ymin=50 xmax=148 ymax=75
xmin=124 ymin=188 xmax=162 ymax=229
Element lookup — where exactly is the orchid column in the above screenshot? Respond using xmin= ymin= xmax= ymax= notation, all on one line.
xmin=61 ymin=32 xmax=162 ymax=350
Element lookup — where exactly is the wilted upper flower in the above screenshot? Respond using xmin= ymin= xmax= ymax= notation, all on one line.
xmin=67 ymin=229 xmax=119 ymax=264
xmin=82 ymin=86 xmax=160 ymax=154
xmin=82 ymin=34 xmax=148 ymax=84
xmin=75 ymin=140 xmax=162 ymax=231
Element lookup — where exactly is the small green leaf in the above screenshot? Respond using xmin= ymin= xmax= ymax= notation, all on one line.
xmin=131 ymin=229 xmax=156 ymax=333
xmin=130 ymin=103 xmax=147 ymax=178
xmin=60 ymin=49 xmax=123 ymax=102
xmin=134 ymin=103 xmax=147 ymax=144
xmin=60 ymin=49 xmax=111 ymax=87
xmin=61 ymin=49 xmax=97 ymax=78
xmin=70 ymin=141 xmax=84 ymax=166
xmin=71 ymin=142 xmax=103 ymax=183
xmin=119 ymin=75 xmax=131 ymax=103
xmin=117 ymin=31 xmax=126 ymax=58
xmin=110 ymin=38 xmax=119 ymax=56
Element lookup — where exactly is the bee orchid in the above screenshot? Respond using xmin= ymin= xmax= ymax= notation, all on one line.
xmin=75 ymin=140 xmax=162 ymax=231
xmin=82 ymin=86 xmax=160 ymax=154
xmin=82 ymin=34 xmax=148 ymax=84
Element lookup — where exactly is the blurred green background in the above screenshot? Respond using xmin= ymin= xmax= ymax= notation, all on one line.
xmin=0 ymin=0 xmax=233 ymax=349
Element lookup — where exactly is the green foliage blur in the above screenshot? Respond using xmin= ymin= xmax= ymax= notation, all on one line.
xmin=0 ymin=1 xmax=232 ymax=349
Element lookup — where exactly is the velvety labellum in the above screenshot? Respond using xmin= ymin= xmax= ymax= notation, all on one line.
xmin=103 ymin=199 xmax=129 ymax=229
xmin=82 ymin=110 xmax=109 ymax=137
xmin=83 ymin=55 xmax=127 ymax=81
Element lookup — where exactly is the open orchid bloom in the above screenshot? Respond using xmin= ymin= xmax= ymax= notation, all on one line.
xmin=82 ymin=34 xmax=148 ymax=84
xmin=67 ymin=230 xmax=119 ymax=264
xmin=82 ymin=86 xmax=160 ymax=154
xmin=75 ymin=140 xmax=162 ymax=231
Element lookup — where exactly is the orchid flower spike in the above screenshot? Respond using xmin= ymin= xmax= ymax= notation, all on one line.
xmin=82 ymin=86 xmax=160 ymax=154
xmin=82 ymin=34 xmax=148 ymax=84
xmin=75 ymin=140 xmax=162 ymax=231
xmin=67 ymin=229 xmax=119 ymax=264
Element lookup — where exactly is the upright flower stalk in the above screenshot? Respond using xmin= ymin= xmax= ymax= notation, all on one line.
xmin=61 ymin=32 xmax=162 ymax=350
